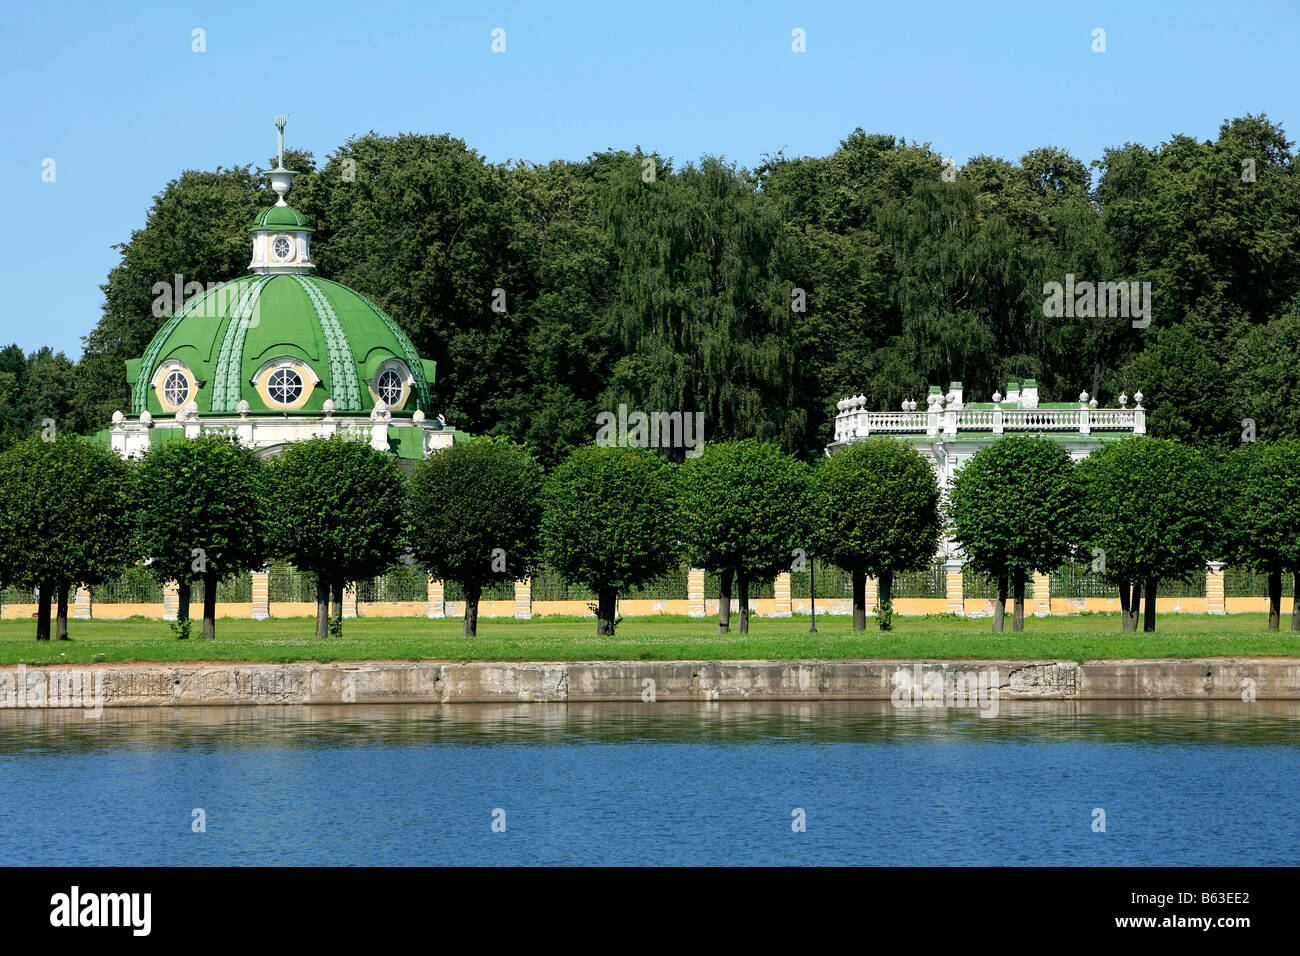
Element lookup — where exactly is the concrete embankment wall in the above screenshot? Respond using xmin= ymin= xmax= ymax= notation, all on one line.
xmin=1 ymin=659 xmax=1299 ymax=708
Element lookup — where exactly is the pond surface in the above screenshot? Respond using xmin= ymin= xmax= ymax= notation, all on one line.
xmin=0 ymin=701 xmax=1296 ymax=865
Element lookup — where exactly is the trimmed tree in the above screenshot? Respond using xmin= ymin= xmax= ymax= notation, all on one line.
xmin=0 ymin=434 xmax=139 ymax=640
xmin=539 ymin=445 xmax=680 ymax=635
xmin=266 ymin=436 xmax=407 ymax=638
xmin=408 ymin=437 xmax=544 ymax=637
xmin=1219 ymin=440 xmax=1300 ymax=630
xmin=677 ymin=440 xmax=809 ymax=633
xmin=1077 ymin=437 xmax=1221 ymax=632
xmin=810 ymin=438 xmax=941 ymax=631
xmin=136 ymin=434 xmax=270 ymax=639
xmin=949 ymin=436 xmax=1081 ymax=633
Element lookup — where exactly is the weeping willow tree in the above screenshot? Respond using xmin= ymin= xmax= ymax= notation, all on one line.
xmin=599 ymin=155 xmax=804 ymax=455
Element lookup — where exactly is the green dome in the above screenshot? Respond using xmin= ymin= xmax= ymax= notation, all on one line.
xmin=128 ymin=274 xmax=435 ymax=417
xmin=250 ymin=204 xmax=313 ymax=231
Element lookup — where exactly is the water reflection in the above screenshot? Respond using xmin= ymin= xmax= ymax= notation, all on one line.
xmin=0 ymin=701 xmax=1297 ymax=865
xmin=1 ymin=699 xmax=1296 ymax=753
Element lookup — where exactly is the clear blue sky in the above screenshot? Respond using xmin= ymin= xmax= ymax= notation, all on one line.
xmin=1 ymin=0 xmax=1296 ymax=358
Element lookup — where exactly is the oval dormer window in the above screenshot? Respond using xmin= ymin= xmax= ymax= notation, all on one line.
xmin=377 ymin=368 xmax=403 ymax=406
xmin=163 ymin=370 xmax=190 ymax=408
xmin=272 ymin=235 xmax=293 ymax=261
xmin=153 ymin=360 xmax=196 ymax=413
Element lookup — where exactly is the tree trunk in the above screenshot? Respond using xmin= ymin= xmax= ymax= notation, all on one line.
xmin=992 ymin=574 xmax=1007 ymax=633
xmin=463 ymin=581 xmax=482 ymax=638
xmin=55 ymin=583 xmax=70 ymax=640
xmin=596 ymin=587 xmax=617 ymax=635
xmin=1124 ymin=580 xmax=1142 ymax=632
xmin=315 ymin=577 xmax=329 ymax=639
xmin=177 ymin=580 xmax=191 ymax=623
xmin=737 ymin=572 xmax=750 ymax=634
xmin=1143 ymin=577 xmax=1157 ymax=632
xmin=852 ymin=570 xmax=866 ymax=631
xmin=1012 ymin=571 xmax=1026 ymax=632
xmin=1119 ymin=580 xmax=1132 ymax=631
xmin=202 ymin=574 xmax=217 ymax=639
xmin=36 ymin=582 xmax=51 ymax=641
xmin=877 ymin=569 xmax=894 ymax=632
xmin=1268 ymin=570 xmax=1282 ymax=631
xmin=717 ymin=570 xmax=732 ymax=634
xmin=1293 ymin=572 xmax=1300 ymax=632
xmin=331 ymin=578 xmax=344 ymax=635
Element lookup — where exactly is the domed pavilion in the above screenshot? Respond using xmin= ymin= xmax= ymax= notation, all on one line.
xmin=108 ymin=117 xmax=462 ymax=461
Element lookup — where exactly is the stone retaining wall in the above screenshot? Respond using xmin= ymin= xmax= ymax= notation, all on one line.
xmin=1 ymin=658 xmax=1298 ymax=709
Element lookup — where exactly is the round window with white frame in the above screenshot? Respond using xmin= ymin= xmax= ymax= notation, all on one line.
xmin=267 ymin=366 xmax=304 ymax=405
xmin=152 ymin=360 xmax=197 ymax=413
xmin=253 ymin=358 xmax=316 ymax=410
xmin=272 ymin=235 xmax=293 ymax=261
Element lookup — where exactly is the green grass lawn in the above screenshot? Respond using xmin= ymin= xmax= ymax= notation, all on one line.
xmin=0 ymin=612 xmax=1296 ymax=665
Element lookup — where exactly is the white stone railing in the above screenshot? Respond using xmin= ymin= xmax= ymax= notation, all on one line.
xmin=833 ymin=397 xmax=1144 ymax=443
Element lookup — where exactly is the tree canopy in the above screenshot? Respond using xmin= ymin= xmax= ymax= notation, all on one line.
xmin=265 ymin=436 xmax=407 ymax=638
xmin=135 ymin=435 xmax=271 ymax=639
xmin=1077 ymin=438 xmax=1221 ymax=632
xmin=40 ymin=114 xmax=1297 ymax=467
xmin=810 ymin=437 xmax=941 ymax=630
xmin=1219 ymin=440 xmax=1300 ymax=630
xmin=539 ymin=445 xmax=680 ymax=635
xmin=0 ymin=434 xmax=139 ymax=639
xmin=677 ymin=440 xmax=809 ymax=633
xmin=949 ymin=436 xmax=1081 ymax=632
xmin=407 ymin=436 xmax=544 ymax=636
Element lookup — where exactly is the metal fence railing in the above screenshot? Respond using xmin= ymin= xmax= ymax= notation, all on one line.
xmin=529 ymin=566 xmax=595 ymax=602
xmin=1050 ymin=561 xmax=1116 ymax=599
xmin=356 ymin=564 xmax=428 ymax=603
xmin=1224 ymin=568 xmax=1296 ymax=598
xmin=90 ymin=568 xmax=165 ymax=604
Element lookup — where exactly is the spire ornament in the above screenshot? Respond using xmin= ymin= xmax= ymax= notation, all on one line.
xmin=263 ymin=115 xmax=297 ymax=206
xmin=274 ymin=115 xmax=288 ymax=170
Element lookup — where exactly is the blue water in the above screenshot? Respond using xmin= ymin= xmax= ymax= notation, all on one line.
xmin=0 ymin=701 xmax=1296 ymax=865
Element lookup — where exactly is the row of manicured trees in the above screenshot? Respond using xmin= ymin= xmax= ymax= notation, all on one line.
xmin=0 ymin=435 xmax=137 ymax=640
xmin=809 ymin=438 xmax=941 ymax=631
xmin=1077 ymin=439 xmax=1220 ymax=633
xmin=1219 ymin=441 xmax=1300 ymax=631
xmin=678 ymin=440 xmax=808 ymax=634
xmin=947 ymin=435 xmax=1228 ymax=634
xmin=0 ymin=432 xmax=408 ymax=642
xmin=950 ymin=437 xmax=1081 ymax=633
xmin=7 ymin=429 xmax=1296 ymax=642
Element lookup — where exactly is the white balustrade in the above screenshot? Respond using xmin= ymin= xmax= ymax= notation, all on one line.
xmin=834 ymin=395 xmax=1143 ymax=442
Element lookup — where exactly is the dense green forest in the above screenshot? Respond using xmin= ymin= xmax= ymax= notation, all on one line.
xmin=9 ymin=113 xmax=1300 ymax=464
